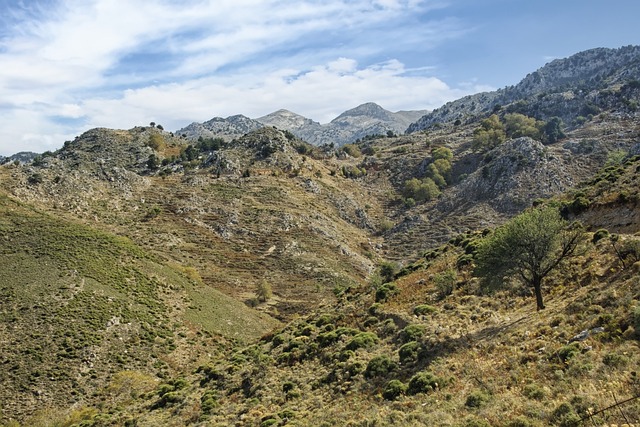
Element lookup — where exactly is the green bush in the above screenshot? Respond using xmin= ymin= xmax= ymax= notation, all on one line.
xmin=382 ymin=379 xmax=407 ymax=400
xmin=557 ymin=343 xmax=580 ymax=363
xmin=201 ymin=390 xmax=218 ymax=414
xmin=379 ymin=261 xmax=398 ymax=283
xmin=365 ymin=355 xmax=397 ymax=378
xmin=399 ymin=341 xmax=422 ymax=364
xmin=592 ymin=228 xmax=609 ymax=243
xmin=403 ymin=177 xmax=441 ymax=203
xmin=375 ymin=283 xmax=398 ymax=302
xmin=461 ymin=417 xmax=492 ymax=427
xmin=522 ymin=383 xmax=545 ymax=400
xmin=413 ymin=304 xmax=437 ymax=316
xmin=407 ymin=371 xmax=441 ymax=395
xmin=506 ymin=416 xmax=538 ymax=427
xmin=551 ymin=402 xmax=581 ymax=427
xmin=465 ymin=390 xmax=490 ymax=408
xmin=315 ymin=314 xmax=335 ymax=327
xmin=345 ymin=332 xmax=379 ymax=351
xmin=400 ymin=324 xmax=426 ymax=343
xmin=434 ymin=269 xmax=456 ymax=299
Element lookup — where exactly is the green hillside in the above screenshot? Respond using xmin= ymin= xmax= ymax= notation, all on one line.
xmin=0 ymin=193 xmax=278 ymax=424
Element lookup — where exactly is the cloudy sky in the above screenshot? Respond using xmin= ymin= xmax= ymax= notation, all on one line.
xmin=1 ymin=0 xmax=639 ymax=155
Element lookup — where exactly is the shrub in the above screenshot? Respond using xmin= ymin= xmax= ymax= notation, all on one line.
xmin=407 ymin=371 xmax=440 ymax=395
xmin=602 ymin=352 xmax=629 ymax=367
xmin=557 ymin=343 xmax=580 ymax=363
xmin=201 ymin=390 xmax=218 ymax=414
xmin=382 ymin=379 xmax=407 ymax=400
xmin=551 ymin=402 xmax=580 ymax=427
xmin=379 ymin=261 xmax=398 ymax=283
xmin=399 ymin=341 xmax=421 ymax=364
xmin=28 ymin=173 xmax=43 ymax=185
xmin=507 ymin=416 xmax=538 ymax=427
xmin=522 ymin=383 xmax=545 ymax=400
xmin=365 ymin=355 xmax=397 ymax=378
xmin=403 ymin=177 xmax=441 ymax=202
xmin=346 ymin=332 xmax=379 ymax=351
xmin=147 ymin=133 xmax=165 ymax=151
xmin=465 ymin=390 xmax=490 ymax=408
xmin=592 ymin=228 xmax=609 ymax=243
xmin=400 ymin=324 xmax=426 ymax=343
xmin=375 ymin=283 xmax=397 ymax=302
xmin=434 ymin=269 xmax=456 ymax=299
xmin=342 ymin=144 xmax=362 ymax=157
xmin=413 ymin=304 xmax=437 ymax=316
xmin=632 ymin=306 xmax=640 ymax=334
xmin=271 ymin=334 xmax=286 ymax=347
xmin=156 ymin=391 xmax=183 ymax=408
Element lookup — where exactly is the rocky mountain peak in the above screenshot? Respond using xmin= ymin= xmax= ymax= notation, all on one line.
xmin=257 ymin=109 xmax=322 ymax=131
xmin=333 ymin=102 xmax=394 ymax=122
xmin=177 ymin=114 xmax=263 ymax=141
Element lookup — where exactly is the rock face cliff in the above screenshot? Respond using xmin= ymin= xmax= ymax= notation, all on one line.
xmin=407 ymin=45 xmax=640 ymax=132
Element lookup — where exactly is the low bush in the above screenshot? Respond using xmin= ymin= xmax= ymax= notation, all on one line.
xmin=399 ymin=341 xmax=422 ymax=364
xmin=365 ymin=355 xmax=397 ymax=378
xmin=400 ymin=324 xmax=426 ymax=343
xmin=382 ymin=379 xmax=407 ymax=400
xmin=465 ymin=390 xmax=490 ymax=408
xmin=592 ymin=228 xmax=609 ymax=243
xmin=345 ymin=332 xmax=379 ymax=351
xmin=375 ymin=283 xmax=398 ymax=302
xmin=413 ymin=304 xmax=437 ymax=316
xmin=407 ymin=371 xmax=441 ymax=395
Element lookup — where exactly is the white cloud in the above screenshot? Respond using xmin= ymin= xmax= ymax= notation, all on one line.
xmin=0 ymin=0 xmax=477 ymax=155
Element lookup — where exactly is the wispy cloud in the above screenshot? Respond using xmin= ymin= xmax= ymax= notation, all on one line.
xmin=0 ymin=0 xmax=476 ymax=154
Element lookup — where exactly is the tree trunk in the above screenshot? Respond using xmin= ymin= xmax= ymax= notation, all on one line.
xmin=533 ymin=276 xmax=545 ymax=310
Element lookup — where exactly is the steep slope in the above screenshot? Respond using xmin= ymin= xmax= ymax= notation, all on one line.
xmin=408 ymin=45 xmax=640 ymax=132
xmin=0 ymin=192 xmax=277 ymax=422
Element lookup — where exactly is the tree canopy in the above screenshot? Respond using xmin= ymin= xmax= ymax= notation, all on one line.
xmin=474 ymin=207 xmax=583 ymax=310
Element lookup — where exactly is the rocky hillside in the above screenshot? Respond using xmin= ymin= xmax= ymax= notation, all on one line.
xmin=1 ymin=46 xmax=640 ymax=426
xmin=256 ymin=109 xmax=323 ymax=136
xmin=176 ymin=114 xmax=264 ymax=141
xmin=408 ymin=45 xmax=640 ymax=132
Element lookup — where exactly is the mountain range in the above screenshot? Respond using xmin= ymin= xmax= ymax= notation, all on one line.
xmin=175 ymin=102 xmax=428 ymax=147
xmin=1 ymin=46 xmax=640 ymax=426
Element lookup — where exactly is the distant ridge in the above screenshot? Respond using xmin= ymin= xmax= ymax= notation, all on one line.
xmin=179 ymin=103 xmax=429 ymax=146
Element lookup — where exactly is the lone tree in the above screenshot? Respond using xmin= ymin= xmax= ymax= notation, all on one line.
xmin=474 ymin=206 xmax=583 ymax=310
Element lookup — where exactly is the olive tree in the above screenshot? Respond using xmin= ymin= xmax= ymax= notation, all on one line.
xmin=474 ymin=207 xmax=583 ymax=310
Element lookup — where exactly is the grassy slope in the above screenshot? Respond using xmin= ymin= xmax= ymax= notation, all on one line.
xmin=0 ymin=193 xmax=278 ymax=424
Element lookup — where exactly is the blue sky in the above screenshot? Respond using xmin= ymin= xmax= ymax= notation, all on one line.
xmin=1 ymin=0 xmax=639 ymax=155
